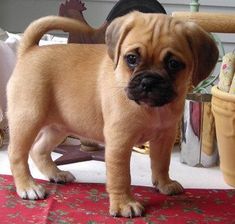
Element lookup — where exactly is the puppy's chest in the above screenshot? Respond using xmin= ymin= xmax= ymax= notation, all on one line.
xmin=136 ymin=108 xmax=177 ymax=144
xmin=134 ymin=122 xmax=159 ymax=145
xmin=136 ymin=130 xmax=156 ymax=145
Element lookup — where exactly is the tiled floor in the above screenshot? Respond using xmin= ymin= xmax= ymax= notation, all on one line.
xmin=0 ymin=144 xmax=232 ymax=190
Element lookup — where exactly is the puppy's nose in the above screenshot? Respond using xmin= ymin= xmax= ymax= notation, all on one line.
xmin=140 ymin=77 xmax=154 ymax=92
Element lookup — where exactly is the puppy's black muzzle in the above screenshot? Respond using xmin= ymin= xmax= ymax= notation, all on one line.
xmin=126 ymin=72 xmax=177 ymax=107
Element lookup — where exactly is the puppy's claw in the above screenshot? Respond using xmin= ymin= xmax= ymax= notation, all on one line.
xmin=156 ymin=180 xmax=184 ymax=195
xmin=110 ymin=211 xmax=118 ymax=217
xmin=109 ymin=199 xmax=145 ymax=218
xmin=18 ymin=184 xmax=46 ymax=200
xmin=49 ymin=171 xmax=75 ymax=184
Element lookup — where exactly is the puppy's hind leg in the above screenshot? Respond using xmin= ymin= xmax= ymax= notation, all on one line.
xmin=8 ymin=117 xmax=46 ymax=200
xmin=30 ymin=125 xmax=75 ymax=184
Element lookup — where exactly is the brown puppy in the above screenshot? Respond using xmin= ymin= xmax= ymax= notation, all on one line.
xmin=7 ymin=12 xmax=218 ymax=217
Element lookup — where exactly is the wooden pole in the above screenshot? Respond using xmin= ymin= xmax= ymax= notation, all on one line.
xmin=172 ymin=12 xmax=235 ymax=33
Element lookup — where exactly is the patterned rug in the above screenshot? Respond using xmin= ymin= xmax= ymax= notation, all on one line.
xmin=0 ymin=175 xmax=235 ymax=224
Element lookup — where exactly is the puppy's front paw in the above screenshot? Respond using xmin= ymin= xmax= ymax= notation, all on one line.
xmin=49 ymin=171 xmax=75 ymax=184
xmin=17 ymin=182 xmax=46 ymax=200
xmin=156 ymin=180 xmax=184 ymax=195
xmin=109 ymin=194 xmax=145 ymax=218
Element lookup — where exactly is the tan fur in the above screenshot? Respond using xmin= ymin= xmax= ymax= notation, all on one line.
xmin=7 ymin=12 xmax=218 ymax=217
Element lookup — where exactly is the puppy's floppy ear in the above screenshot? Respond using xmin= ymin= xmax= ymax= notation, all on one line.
xmin=185 ymin=22 xmax=219 ymax=86
xmin=105 ymin=13 xmax=135 ymax=68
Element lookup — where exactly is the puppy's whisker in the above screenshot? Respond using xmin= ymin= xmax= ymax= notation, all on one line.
xmin=108 ymin=86 xmax=126 ymax=90
xmin=107 ymin=88 xmax=123 ymax=96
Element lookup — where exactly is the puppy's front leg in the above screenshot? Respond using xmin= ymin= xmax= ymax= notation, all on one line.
xmin=150 ymin=127 xmax=184 ymax=195
xmin=105 ymin=130 xmax=144 ymax=217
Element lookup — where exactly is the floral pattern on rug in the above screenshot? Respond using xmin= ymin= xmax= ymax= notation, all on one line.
xmin=0 ymin=175 xmax=235 ymax=224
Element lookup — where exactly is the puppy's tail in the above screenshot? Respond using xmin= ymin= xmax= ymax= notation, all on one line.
xmin=18 ymin=16 xmax=97 ymax=56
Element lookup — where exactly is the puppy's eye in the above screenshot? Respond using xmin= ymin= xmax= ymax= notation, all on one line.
xmin=125 ymin=53 xmax=139 ymax=69
xmin=167 ymin=59 xmax=184 ymax=72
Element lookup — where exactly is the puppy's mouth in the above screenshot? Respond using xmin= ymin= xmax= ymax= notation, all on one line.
xmin=125 ymin=72 xmax=177 ymax=107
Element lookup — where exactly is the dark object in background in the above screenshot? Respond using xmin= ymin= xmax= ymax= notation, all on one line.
xmin=106 ymin=0 xmax=166 ymax=22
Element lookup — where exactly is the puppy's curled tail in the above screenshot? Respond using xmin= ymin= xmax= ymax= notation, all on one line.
xmin=18 ymin=16 xmax=95 ymax=56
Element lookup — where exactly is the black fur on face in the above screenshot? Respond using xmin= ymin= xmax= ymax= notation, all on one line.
xmin=125 ymin=71 xmax=177 ymax=107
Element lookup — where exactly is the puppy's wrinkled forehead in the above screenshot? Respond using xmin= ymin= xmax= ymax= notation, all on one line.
xmin=122 ymin=13 xmax=188 ymax=59
xmin=130 ymin=13 xmax=174 ymax=40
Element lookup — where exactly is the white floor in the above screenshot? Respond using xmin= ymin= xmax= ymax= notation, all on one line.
xmin=0 ymin=144 xmax=232 ymax=190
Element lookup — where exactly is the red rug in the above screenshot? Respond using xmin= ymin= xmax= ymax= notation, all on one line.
xmin=0 ymin=175 xmax=235 ymax=224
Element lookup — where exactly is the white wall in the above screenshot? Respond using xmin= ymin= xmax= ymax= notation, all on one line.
xmin=0 ymin=0 xmax=234 ymax=52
